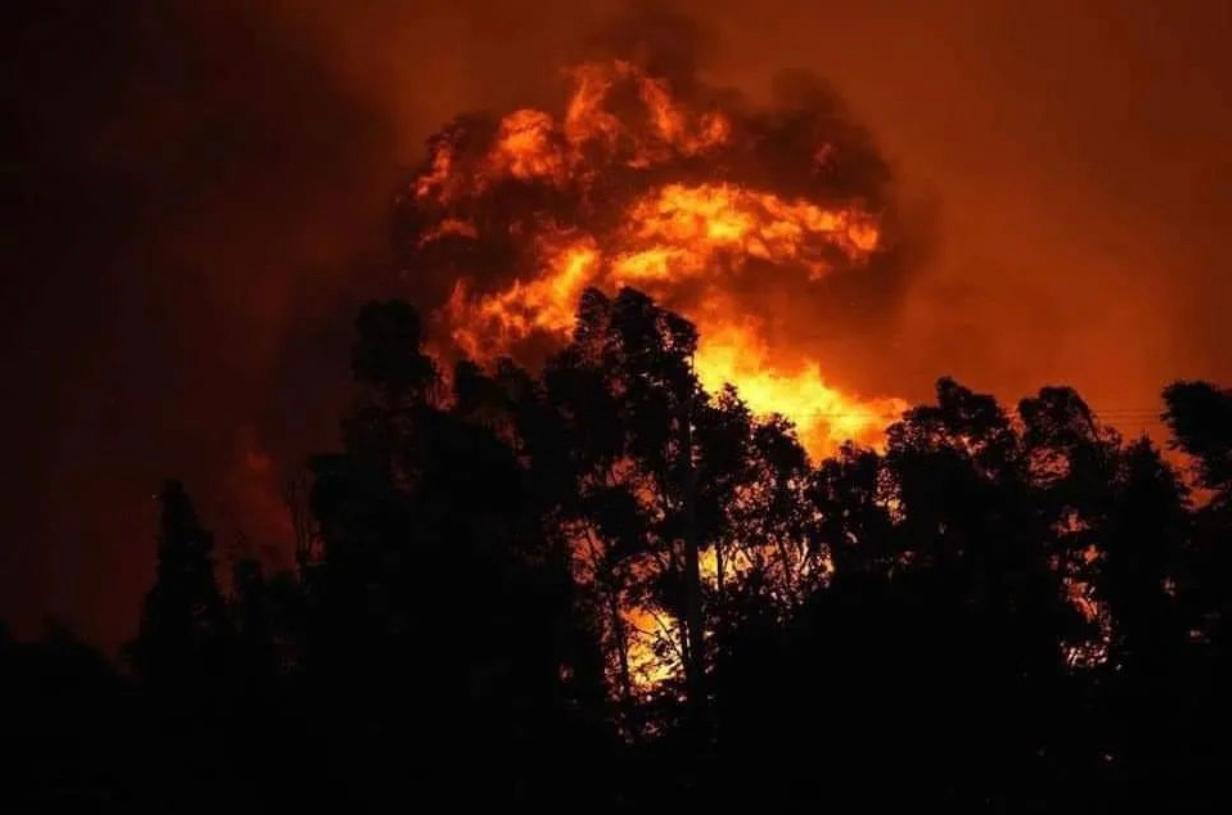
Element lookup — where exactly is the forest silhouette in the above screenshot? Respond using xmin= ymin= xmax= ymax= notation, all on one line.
xmin=5 ymin=286 xmax=1232 ymax=810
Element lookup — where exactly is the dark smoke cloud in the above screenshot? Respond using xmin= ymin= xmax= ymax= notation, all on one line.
xmin=587 ymin=2 xmax=717 ymax=89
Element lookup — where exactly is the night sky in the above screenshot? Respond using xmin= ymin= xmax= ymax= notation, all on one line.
xmin=5 ymin=0 xmax=1231 ymax=651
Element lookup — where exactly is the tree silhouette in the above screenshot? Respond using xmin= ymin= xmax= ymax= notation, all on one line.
xmin=545 ymin=287 xmax=768 ymax=739
xmin=1160 ymin=380 xmax=1232 ymax=803
xmin=10 ymin=290 xmax=1232 ymax=809
xmin=130 ymin=480 xmax=230 ymax=688
xmin=301 ymin=300 xmax=610 ymax=804
xmin=1164 ymin=381 xmax=1232 ymax=508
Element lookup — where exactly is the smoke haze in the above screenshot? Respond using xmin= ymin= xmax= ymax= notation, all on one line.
xmin=5 ymin=0 xmax=1230 ymax=649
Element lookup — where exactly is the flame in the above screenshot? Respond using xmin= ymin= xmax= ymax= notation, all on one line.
xmin=416 ymin=217 xmax=478 ymax=247
xmin=563 ymin=60 xmax=730 ymax=163
xmin=489 ymin=109 xmax=566 ymax=183
xmin=694 ymin=319 xmax=907 ymax=453
xmin=409 ymin=59 xmax=903 ymax=460
xmin=614 ymin=182 xmax=880 ymax=281
xmin=401 ymin=59 xmax=911 ymax=701
xmin=414 ymin=139 xmax=454 ymax=200
xmin=624 ymin=606 xmax=680 ymax=692
xmin=441 ymin=181 xmax=897 ymax=457
xmin=448 ymin=235 xmax=601 ymax=360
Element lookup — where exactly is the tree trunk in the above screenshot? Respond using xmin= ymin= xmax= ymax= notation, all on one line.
xmin=607 ymin=582 xmax=636 ymax=727
xmin=678 ymin=400 xmax=710 ymax=737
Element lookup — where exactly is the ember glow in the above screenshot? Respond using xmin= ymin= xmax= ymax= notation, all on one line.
xmin=403 ymin=59 xmax=905 ymax=459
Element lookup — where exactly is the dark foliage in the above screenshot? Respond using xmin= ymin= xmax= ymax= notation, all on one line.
xmin=6 ymin=291 xmax=1232 ymax=810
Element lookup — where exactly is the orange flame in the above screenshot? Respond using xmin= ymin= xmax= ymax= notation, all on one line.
xmin=694 ymin=318 xmax=906 ymax=454
xmin=490 ymin=109 xmax=566 ymax=183
xmin=448 ymin=234 xmax=600 ymax=360
xmin=563 ymin=61 xmax=730 ymax=163
xmin=412 ymin=59 xmax=903 ymax=460
xmin=613 ymin=182 xmax=880 ymax=281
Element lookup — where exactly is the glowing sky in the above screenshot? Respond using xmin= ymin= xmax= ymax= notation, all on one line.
xmin=5 ymin=0 xmax=1230 ymax=649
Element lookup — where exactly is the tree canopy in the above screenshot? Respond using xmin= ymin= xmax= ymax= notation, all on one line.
xmin=6 ymin=288 xmax=1232 ymax=810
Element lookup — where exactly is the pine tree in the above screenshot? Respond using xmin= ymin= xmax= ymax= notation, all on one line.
xmin=131 ymin=480 xmax=229 ymax=687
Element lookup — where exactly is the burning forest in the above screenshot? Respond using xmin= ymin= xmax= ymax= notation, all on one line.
xmin=388 ymin=57 xmax=917 ymax=703
xmin=7 ymin=3 xmax=1232 ymax=811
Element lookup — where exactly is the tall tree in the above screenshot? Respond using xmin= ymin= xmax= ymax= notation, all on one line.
xmin=131 ymin=480 xmax=230 ymax=687
xmin=552 ymin=288 xmax=716 ymax=731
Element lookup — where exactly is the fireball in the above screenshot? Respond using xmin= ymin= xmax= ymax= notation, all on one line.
xmin=402 ymin=58 xmax=905 ymax=459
